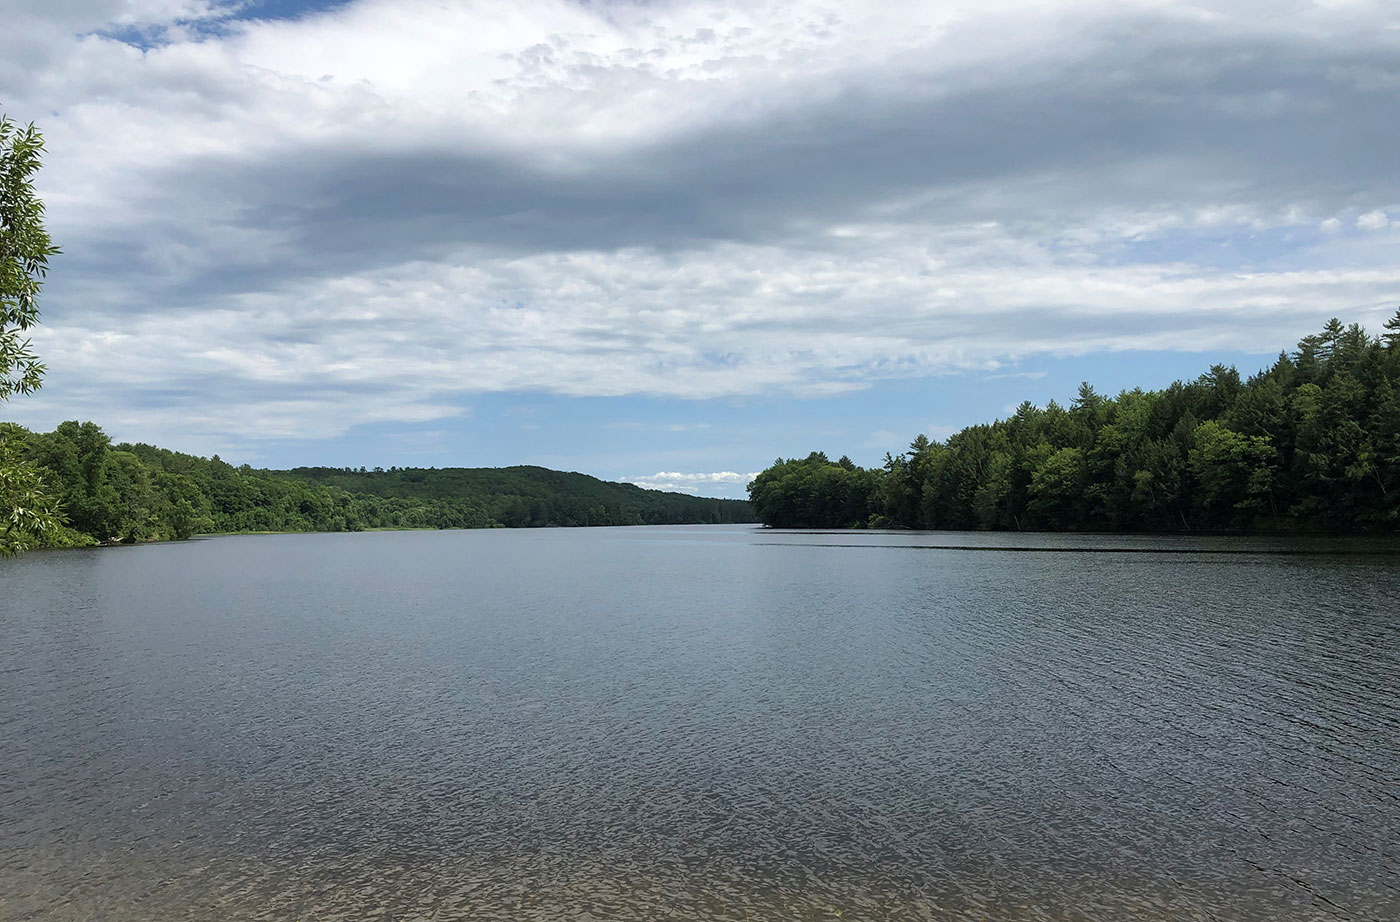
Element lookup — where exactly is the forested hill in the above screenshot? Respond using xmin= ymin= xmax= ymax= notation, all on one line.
xmin=4 ymin=423 xmax=753 ymax=547
xmin=270 ymin=464 xmax=752 ymax=528
xmin=749 ymin=314 xmax=1400 ymax=533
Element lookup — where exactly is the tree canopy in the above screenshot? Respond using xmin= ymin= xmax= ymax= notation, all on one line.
xmin=6 ymin=422 xmax=754 ymax=546
xmin=749 ymin=314 xmax=1400 ymax=534
xmin=0 ymin=116 xmax=61 ymax=556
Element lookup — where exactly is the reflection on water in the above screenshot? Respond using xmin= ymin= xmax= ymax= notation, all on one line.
xmin=2 ymin=526 xmax=1397 ymax=921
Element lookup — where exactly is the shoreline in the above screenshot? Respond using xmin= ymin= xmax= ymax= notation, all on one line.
xmin=35 ymin=521 xmax=757 ymax=551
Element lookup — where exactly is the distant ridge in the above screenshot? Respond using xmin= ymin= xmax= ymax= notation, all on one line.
xmin=3 ymin=421 xmax=753 ymax=547
xmin=273 ymin=464 xmax=754 ymax=528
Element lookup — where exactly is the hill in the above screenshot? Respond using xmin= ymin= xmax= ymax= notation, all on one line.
xmin=4 ymin=422 xmax=753 ymax=546
xmin=273 ymin=464 xmax=753 ymax=529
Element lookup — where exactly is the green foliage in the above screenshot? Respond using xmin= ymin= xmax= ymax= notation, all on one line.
xmin=746 ymin=452 xmax=880 ymax=528
xmin=749 ymin=315 xmax=1400 ymax=534
xmin=272 ymin=464 xmax=754 ymax=528
xmin=0 ymin=424 xmax=62 ymax=556
xmin=4 ymin=423 xmax=754 ymax=547
xmin=1189 ymin=421 xmax=1275 ymax=524
xmin=38 ymin=523 xmax=98 ymax=549
xmin=1 ymin=117 xmax=58 ymax=403
xmin=0 ymin=116 xmax=61 ymax=555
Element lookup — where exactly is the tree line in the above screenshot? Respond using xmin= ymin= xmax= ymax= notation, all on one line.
xmin=1 ymin=117 xmax=757 ymax=553
xmin=748 ymin=315 xmax=1400 ymax=533
xmin=3 ymin=420 xmax=753 ymax=547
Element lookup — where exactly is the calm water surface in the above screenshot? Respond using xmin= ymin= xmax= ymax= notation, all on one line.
xmin=2 ymin=525 xmax=1397 ymax=921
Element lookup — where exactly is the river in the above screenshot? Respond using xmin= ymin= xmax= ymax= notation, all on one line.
xmin=2 ymin=525 xmax=1396 ymax=920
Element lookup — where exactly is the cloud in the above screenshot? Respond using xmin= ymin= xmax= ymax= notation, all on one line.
xmin=627 ymin=471 xmax=760 ymax=495
xmin=925 ymin=424 xmax=962 ymax=442
xmin=4 ymin=0 xmax=1400 ymax=451
xmin=984 ymin=371 xmax=1049 ymax=381
xmin=1357 ymin=210 xmax=1391 ymax=230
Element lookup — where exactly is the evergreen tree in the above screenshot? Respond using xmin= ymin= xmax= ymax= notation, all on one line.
xmin=749 ymin=316 xmax=1400 ymax=534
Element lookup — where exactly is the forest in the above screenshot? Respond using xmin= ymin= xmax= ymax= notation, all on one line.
xmin=748 ymin=315 xmax=1400 ymax=533
xmin=4 ymin=421 xmax=753 ymax=547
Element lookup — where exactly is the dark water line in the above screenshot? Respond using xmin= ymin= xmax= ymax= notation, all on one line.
xmin=754 ymin=542 xmax=1400 ymax=555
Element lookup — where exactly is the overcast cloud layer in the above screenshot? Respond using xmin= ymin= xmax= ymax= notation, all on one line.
xmin=4 ymin=0 xmax=1399 ymax=487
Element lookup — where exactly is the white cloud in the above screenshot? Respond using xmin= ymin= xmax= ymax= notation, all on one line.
xmin=4 ymin=0 xmax=1400 ymax=450
xmin=11 ymin=223 xmax=1400 ymax=448
xmin=627 ymin=471 xmax=760 ymax=495
xmin=1356 ymin=210 xmax=1391 ymax=230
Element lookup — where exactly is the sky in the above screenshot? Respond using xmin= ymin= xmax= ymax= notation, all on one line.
xmin=3 ymin=0 xmax=1398 ymax=498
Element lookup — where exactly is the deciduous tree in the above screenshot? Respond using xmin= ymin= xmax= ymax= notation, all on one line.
xmin=1 ymin=116 xmax=60 ymax=556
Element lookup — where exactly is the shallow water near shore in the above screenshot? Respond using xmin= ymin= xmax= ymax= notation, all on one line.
xmin=3 ymin=525 xmax=1397 ymax=920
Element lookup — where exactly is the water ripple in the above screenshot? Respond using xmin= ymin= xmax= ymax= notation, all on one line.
xmin=1 ymin=527 xmax=1396 ymax=921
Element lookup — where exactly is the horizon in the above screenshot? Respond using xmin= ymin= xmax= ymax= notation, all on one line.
xmin=5 ymin=0 xmax=1398 ymax=499
xmin=30 ymin=338 xmax=1331 ymax=501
